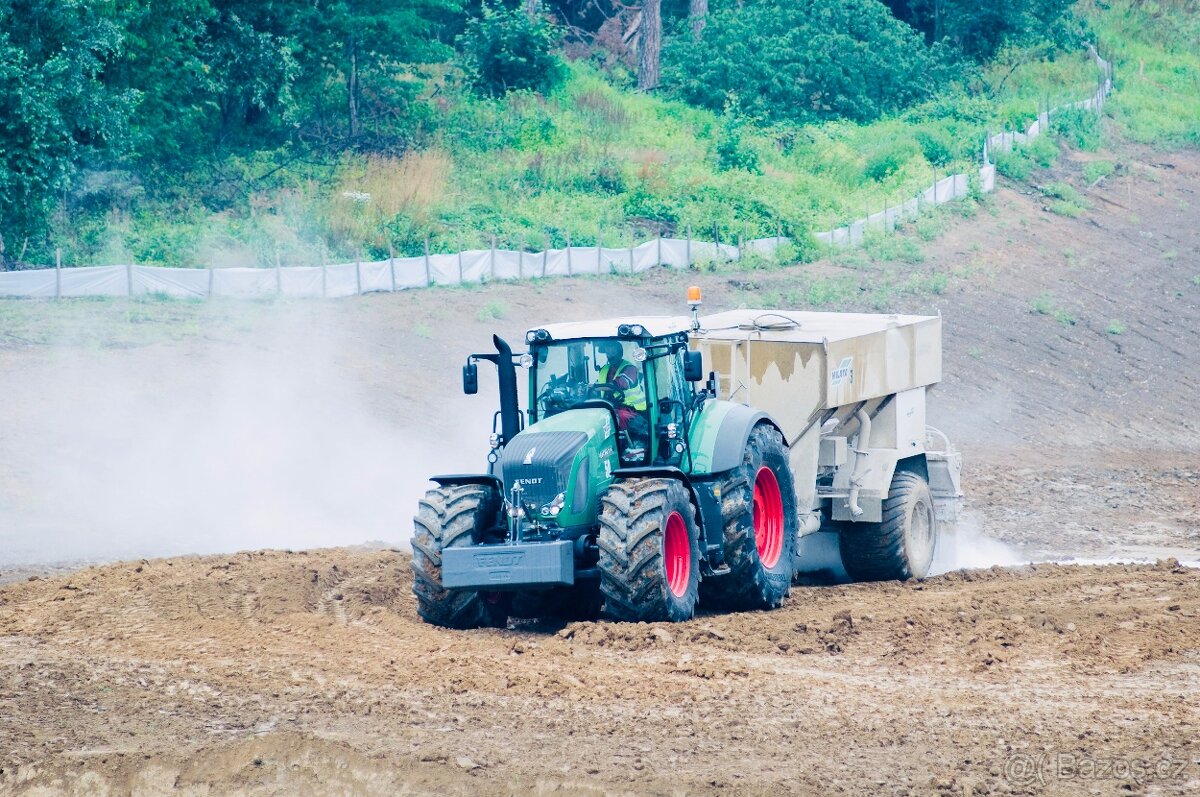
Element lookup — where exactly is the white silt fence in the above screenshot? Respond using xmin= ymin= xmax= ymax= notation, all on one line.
xmin=0 ymin=238 xmax=753 ymax=299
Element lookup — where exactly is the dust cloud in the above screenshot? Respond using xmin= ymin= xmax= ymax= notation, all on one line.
xmin=0 ymin=310 xmax=489 ymax=567
xmin=930 ymin=510 xmax=1024 ymax=576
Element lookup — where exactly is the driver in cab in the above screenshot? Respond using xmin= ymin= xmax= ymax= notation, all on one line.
xmin=594 ymin=340 xmax=647 ymax=431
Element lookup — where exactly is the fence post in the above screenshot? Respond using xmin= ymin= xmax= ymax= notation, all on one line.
xmin=628 ymin=228 xmax=635 ymax=274
xmin=275 ymin=247 xmax=282 ymax=296
xmin=686 ymin=225 xmax=691 ymax=267
xmin=457 ymin=235 xmax=465 ymax=284
xmin=388 ymin=241 xmax=397 ymax=292
xmin=518 ymin=235 xmax=525 ymax=279
xmin=208 ymin=265 xmax=215 ymax=298
xmin=355 ymin=253 xmax=362 ymax=295
xmin=656 ymin=231 xmax=662 ymax=267
xmin=320 ymin=246 xmax=327 ymax=298
xmin=423 ymin=237 xmax=432 ymax=286
xmin=736 ymin=233 xmax=743 ymax=264
xmin=126 ymin=262 xmax=133 ymax=297
xmin=542 ymin=233 xmax=549 ymax=278
xmin=565 ymin=230 xmax=573 ymax=276
xmin=596 ymin=227 xmax=602 ymax=274
xmin=490 ymin=234 xmax=497 ymax=280
xmin=55 ymin=248 xmax=61 ymax=300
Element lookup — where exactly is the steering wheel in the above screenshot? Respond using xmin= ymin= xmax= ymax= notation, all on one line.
xmin=587 ymin=383 xmax=625 ymax=404
xmin=538 ymin=378 xmax=586 ymax=414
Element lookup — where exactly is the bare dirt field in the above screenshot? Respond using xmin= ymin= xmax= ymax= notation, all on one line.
xmin=1 ymin=145 xmax=1198 ymax=795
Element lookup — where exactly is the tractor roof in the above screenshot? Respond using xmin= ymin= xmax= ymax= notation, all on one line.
xmin=530 ymin=316 xmax=692 ymax=342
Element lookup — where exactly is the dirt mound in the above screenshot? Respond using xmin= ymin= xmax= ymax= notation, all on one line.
xmin=3 ymin=549 xmax=1199 ymax=796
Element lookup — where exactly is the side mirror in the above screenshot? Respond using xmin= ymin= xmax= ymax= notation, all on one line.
xmin=683 ymin=350 xmax=704 ymax=382
xmin=462 ymin=361 xmax=478 ymax=395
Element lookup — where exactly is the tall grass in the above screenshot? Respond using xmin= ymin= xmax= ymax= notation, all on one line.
xmin=1091 ymin=0 xmax=1200 ymax=146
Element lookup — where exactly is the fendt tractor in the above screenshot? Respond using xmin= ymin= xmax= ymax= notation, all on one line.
xmin=412 ymin=289 xmax=963 ymax=627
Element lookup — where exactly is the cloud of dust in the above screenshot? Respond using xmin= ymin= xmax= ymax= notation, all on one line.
xmin=929 ymin=510 xmax=1024 ymax=576
xmin=0 ymin=309 xmax=492 ymax=567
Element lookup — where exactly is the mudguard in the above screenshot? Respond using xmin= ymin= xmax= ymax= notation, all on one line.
xmin=612 ymin=466 xmax=724 ymax=559
xmin=711 ymin=407 xmax=779 ymax=473
xmin=430 ymin=474 xmax=504 ymax=493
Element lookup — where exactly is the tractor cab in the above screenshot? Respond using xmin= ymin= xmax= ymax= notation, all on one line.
xmin=523 ymin=319 xmax=704 ymax=467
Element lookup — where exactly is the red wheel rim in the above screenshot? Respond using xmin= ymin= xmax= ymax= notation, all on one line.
xmin=754 ymin=466 xmax=784 ymax=569
xmin=663 ymin=511 xmax=691 ymax=598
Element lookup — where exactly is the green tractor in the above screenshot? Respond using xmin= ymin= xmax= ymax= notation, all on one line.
xmin=412 ymin=296 xmax=960 ymax=627
xmin=412 ymin=322 xmax=795 ymax=627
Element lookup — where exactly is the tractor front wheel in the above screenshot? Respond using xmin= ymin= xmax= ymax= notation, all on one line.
xmin=598 ymin=478 xmax=700 ymax=623
xmin=411 ymin=484 xmax=509 ymax=629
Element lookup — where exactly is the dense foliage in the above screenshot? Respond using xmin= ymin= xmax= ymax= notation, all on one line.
xmin=664 ymin=0 xmax=949 ymax=124
xmin=458 ymin=2 xmax=564 ymax=96
xmin=2 ymin=0 xmax=1176 ymax=269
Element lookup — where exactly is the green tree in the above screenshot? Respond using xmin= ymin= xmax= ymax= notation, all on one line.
xmin=291 ymin=0 xmax=463 ymax=142
xmin=0 ymin=0 xmax=136 ymax=258
xmin=457 ymin=1 xmax=563 ymax=96
xmin=881 ymin=0 xmax=1078 ymax=60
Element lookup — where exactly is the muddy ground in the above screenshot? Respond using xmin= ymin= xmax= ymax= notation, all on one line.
xmin=0 ymin=145 xmax=1198 ymax=795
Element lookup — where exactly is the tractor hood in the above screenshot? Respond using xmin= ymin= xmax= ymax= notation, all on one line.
xmin=498 ymin=408 xmax=619 ymax=534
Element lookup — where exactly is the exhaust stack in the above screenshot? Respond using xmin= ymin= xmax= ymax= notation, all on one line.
xmin=493 ymin=335 xmax=521 ymax=445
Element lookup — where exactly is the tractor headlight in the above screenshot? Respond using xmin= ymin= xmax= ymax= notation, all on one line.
xmin=632 ymin=346 xmax=647 ymax=363
xmin=541 ymin=492 xmax=566 ymax=517
xmin=519 ymin=353 xmax=534 ymax=368
xmin=617 ymin=323 xmax=646 ymax=338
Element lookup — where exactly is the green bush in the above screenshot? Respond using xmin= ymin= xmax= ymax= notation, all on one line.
xmin=1053 ymin=107 xmax=1101 ymax=150
xmin=715 ymin=113 xmax=762 ymax=174
xmin=663 ymin=0 xmax=944 ymax=124
xmin=864 ymin=138 xmax=921 ymax=182
xmin=1082 ymin=160 xmax=1115 ymax=182
xmin=457 ymin=2 xmax=563 ymax=97
xmin=994 ymin=149 xmax=1033 ymax=180
xmin=914 ymin=127 xmax=956 ymax=166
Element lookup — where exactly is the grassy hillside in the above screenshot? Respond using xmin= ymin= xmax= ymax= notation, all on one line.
xmin=31 ymin=1 xmax=1200 ymax=270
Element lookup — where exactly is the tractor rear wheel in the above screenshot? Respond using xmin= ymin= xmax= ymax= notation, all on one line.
xmin=411 ymin=484 xmax=509 ymax=629
xmin=701 ymin=423 xmax=797 ymax=611
xmin=839 ymin=470 xmax=937 ymax=582
xmin=598 ymin=478 xmax=700 ymax=623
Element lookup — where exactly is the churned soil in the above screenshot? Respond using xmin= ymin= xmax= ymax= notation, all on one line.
xmin=1 ymin=549 xmax=1198 ymax=796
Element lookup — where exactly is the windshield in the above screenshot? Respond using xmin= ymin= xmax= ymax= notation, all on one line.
xmin=532 ymin=338 xmax=643 ymax=419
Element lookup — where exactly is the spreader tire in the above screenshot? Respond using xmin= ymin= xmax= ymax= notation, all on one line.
xmin=598 ymin=478 xmax=700 ymax=623
xmin=839 ymin=470 xmax=937 ymax=582
xmin=702 ymin=423 xmax=797 ymax=611
xmin=411 ymin=485 xmax=509 ymax=629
